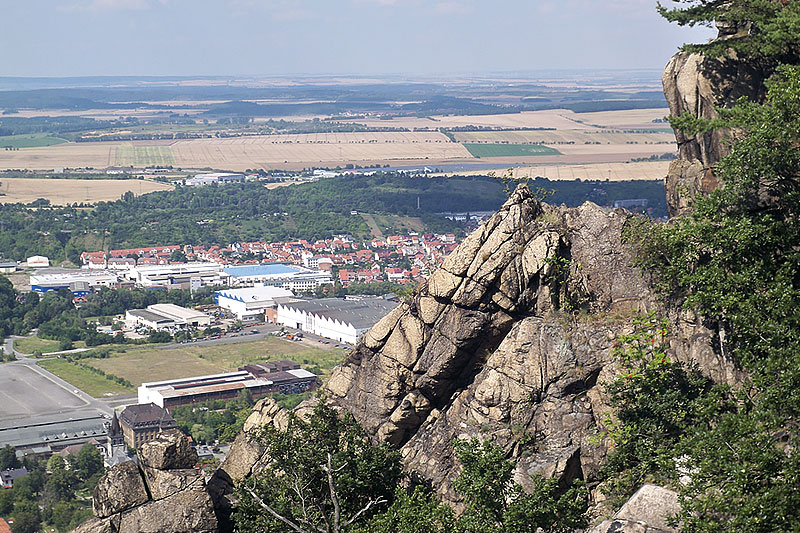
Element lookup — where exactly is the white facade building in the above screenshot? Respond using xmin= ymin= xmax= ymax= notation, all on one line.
xmin=224 ymin=264 xmax=332 ymax=292
xmin=276 ymin=298 xmax=398 ymax=344
xmin=125 ymin=263 xmax=229 ymax=288
xmin=215 ymin=286 xmax=295 ymax=322
xmin=125 ymin=304 xmax=211 ymax=331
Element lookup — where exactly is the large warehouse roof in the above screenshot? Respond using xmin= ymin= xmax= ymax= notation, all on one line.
xmin=280 ymin=298 xmax=398 ymax=329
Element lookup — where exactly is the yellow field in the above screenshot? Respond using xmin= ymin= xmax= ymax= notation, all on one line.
xmin=170 ymin=131 xmax=470 ymax=169
xmin=0 ymin=177 xmax=173 ymax=204
xmin=0 ymin=109 xmax=676 ymax=173
xmin=452 ymin=130 xmax=674 ymax=145
xmin=441 ymin=160 xmax=671 ymax=181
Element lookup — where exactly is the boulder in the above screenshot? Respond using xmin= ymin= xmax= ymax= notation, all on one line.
xmin=138 ymin=431 xmax=197 ymax=470
xmin=117 ymin=484 xmax=218 ymax=533
xmin=590 ymin=484 xmax=680 ymax=533
xmin=93 ymin=461 xmax=149 ymax=518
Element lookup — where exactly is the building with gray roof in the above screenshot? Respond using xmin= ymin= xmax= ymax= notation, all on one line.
xmin=276 ymin=297 xmax=398 ymax=344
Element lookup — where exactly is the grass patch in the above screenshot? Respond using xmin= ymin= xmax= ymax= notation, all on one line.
xmin=84 ymin=338 xmax=346 ymax=387
xmin=114 ymin=144 xmax=175 ymax=166
xmin=38 ymin=358 xmax=135 ymax=397
xmin=463 ymin=143 xmax=561 ymax=158
xmin=14 ymin=337 xmax=61 ymax=354
xmin=0 ymin=133 xmax=68 ymax=149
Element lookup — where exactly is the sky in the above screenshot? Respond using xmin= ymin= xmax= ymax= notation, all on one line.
xmin=1 ymin=0 xmax=716 ymax=77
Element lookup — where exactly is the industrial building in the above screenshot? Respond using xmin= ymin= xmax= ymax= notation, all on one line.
xmin=185 ymin=173 xmax=245 ymax=187
xmin=276 ymin=297 xmax=399 ymax=344
xmin=138 ymin=361 xmax=319 ymax=410
xmin=125 ymin=303 xmax=211 ymax=331
xmin=0 ymin=412 xmax=109 ymax=458
xmin=214 ymin=285 xmax=295 ymax=322
xmin=224 ymin=264 xmax=332 ymax=292
xmin=124 ymin=262 xmax=230 ymax=289
xmin=30 ymin=270 xmax=120 ymax=296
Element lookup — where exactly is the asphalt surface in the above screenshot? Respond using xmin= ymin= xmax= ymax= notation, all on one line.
xmin=0 ymin=324 xmax=350 ymax=433
xmin=0 ymin=335 xmax=116 ymax=430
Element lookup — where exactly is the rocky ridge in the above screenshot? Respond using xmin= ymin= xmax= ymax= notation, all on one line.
xmin=207 ymin=186 xmax=740 ymax=532
xmin=74 ymin=432 xmax=218 ymax=533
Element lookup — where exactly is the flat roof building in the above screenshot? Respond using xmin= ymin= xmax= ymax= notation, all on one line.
xmin=224 ymin=264 xmax=332 ymax=292
xmin=125 ymin=304 xmax=211 ymax=331
xmin=125 ymin=262 xmax=229 ymax=289
xmin=277 ymin=297 xmax=398 ymax=344
xmin=30 ymin=271 xmax=119 ymax=296
xmin=214 ymin=285 xmax=295 ymax=322
xmin=0 ymin=412 xmax=109 ymax=457
xmin=138 ymin=361 xmax=319 ymax=411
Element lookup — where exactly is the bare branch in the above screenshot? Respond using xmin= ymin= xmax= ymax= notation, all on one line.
xmin=243 ymin=485 xmax=310 ymax=533
xmin=342 ymin=498 xmax=388 ymax=528
xmin=325 ymin=453 xmax=342 ymax=533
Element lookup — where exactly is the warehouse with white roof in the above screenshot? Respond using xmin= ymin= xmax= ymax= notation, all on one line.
xmin=214 ymin=285 xmax=295 ymax=322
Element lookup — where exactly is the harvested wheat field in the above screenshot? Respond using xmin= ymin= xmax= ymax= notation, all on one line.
xmin=169 ymin=132 xmax=472 ymax=169
xmin=443 ymin=160 xmax=671 ymax=181
xmin=452 ymin=129 xmax=675 ymax=146
xmin=0 ymin=177 xmax=173 ymax=205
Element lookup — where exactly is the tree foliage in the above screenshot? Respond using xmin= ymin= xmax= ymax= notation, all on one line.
xmin=658 ymin=0 xmax=800 ymax=63
xmin=619 ymin=60 xmax=800 ymax=529
xmin=234 ymin=401 xmax=587 ymax=533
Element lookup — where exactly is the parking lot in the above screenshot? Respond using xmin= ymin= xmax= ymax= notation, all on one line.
xmin=0 ymin=363 xmax=87 ymax=423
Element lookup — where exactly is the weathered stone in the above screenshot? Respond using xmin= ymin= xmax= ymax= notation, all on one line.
xmin=662 ymin=33 xmax=772 ymax=217
xmin=142 ymin=466 xmax=205 ymax=501
xmin=590 ymin=484 xmax=680 ymax=533
xmin=72 ymin=516 xmax=120 ymax=533
xmin=117 ymin=484 xmax=217 ymax=533
xmin=615 ymin=484 xmax=680 ymax=532
xmin=138 ymin=432 xmax=197 ymax=470
xmin=93 ymin=461 xmax=149 ymax=518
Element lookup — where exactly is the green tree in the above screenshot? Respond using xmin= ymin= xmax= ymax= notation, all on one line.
xmin=0 ymin=444 xmax=19 ymax=470
xmin=72 ymin=444 xmax=104 ymax=482
xmin=452 ymin=438 xmax=588 ymax=533
xmin=233 ymin=400 xmax=403 ymax=533
xmin=657 ymin=0 xmax=800 ymax=63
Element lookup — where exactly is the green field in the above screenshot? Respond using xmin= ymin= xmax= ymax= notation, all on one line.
xmin=14 ymin=337 xmax=62 ymax=354
xmin=0 ymin=134 xmax=68 ymax=149
xmin=84 ymin=338 xmax=346 ymax=387
xmin=114 ymin=144 xmax=175 ymax=166
xmin=38 ymin=358 xmax=135 ymax=397
xmin=462 ymin=143 xmax=562 ymax=158
xmin=14 ymin=337 xmax=88 ymax=354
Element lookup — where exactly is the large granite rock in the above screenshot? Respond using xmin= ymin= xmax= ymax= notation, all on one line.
xmin=590 ymin=484 xmax=680 ymax=533
xmin=662 ymin=29 xmax=773 ymax=217
xmin=205 ymin=187 xmax=739 ymax=521
xmin=93 ymin=461 xmax=149 ymax=518
xmin=78 ymin=432 xmax=217 ymax=533
xmin=138 ymin=431 xmax=197 ymax=470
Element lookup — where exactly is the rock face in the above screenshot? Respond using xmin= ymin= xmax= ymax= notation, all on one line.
xmin=205 ymin=188 xmax=739 ymax=525
xmin=75 ymin=432 xmax=217 ymax=533
xmin=662 ymin=30 xmax=772 ymax=216
xmin=590 ymin=484 xmax=680 ymax=533
xmin=320 ymin=187 xmax=737 ymax=503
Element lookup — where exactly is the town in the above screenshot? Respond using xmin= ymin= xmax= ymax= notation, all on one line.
xmin=0 ymin=228 xmax=469 ymax=502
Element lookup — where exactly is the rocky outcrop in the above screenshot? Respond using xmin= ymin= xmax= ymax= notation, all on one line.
xmin=590 ymin=484 xmax=680 ymax=533
xmin=74 ymin=432 xmax=217 ymax=533
xmin=662 ymin=29 xmax=773 ymax=216
xmin=320 ymin=187 xmax=737 ymax=503
xmin=202 ymin=187 xmax=740 ymax=527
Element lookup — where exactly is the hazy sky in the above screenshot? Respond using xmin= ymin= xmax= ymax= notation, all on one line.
xmin=3 ymin=0 xmax=716 ymax=77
